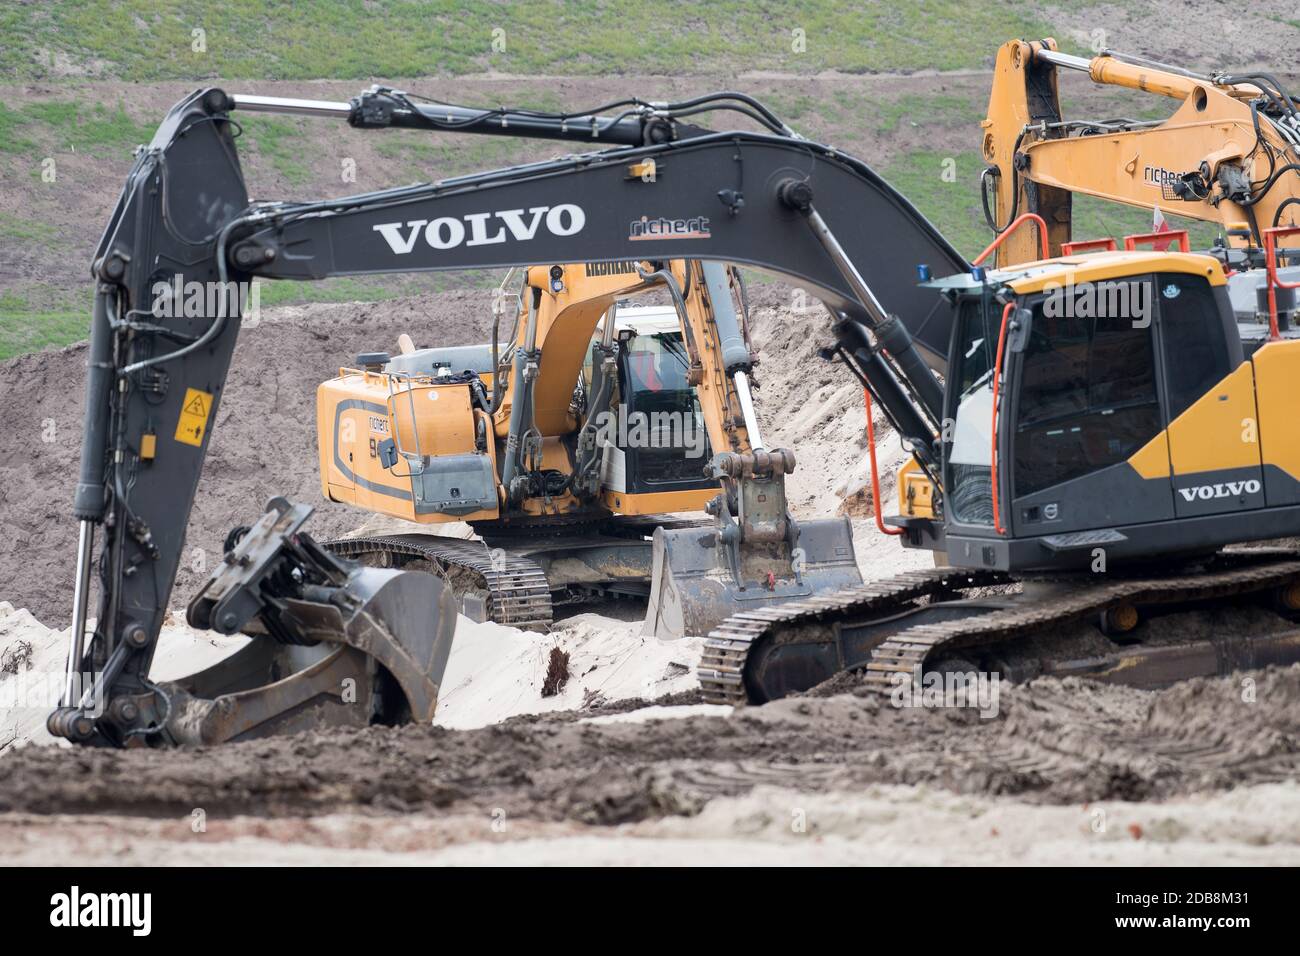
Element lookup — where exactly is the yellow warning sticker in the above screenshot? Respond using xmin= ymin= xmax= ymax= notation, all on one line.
xmin=174 ymin=387 xmax=214 ymax=447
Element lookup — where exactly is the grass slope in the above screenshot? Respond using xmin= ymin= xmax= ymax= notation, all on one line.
xmin=0 ymin=1 xmax=1071 ymax=80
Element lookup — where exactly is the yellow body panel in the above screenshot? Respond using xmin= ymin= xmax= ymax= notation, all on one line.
xmin=1251 ymin=340 xmax=1300 ymax=484
xmin=1001 ymin=250 xmax=1225 ymax=296
xmin=980 ymin=39 xmax=1071 ymax=264
xmin=1127 ymin=431 xmax=1172 ymax=480
xmin=600 ymin=487 xmax=716 ymax=516
xmin=317 ymin=369 xmax=500 ymax=524
xmin=1165 ymin=361 xmax=1261 ymax=475
xmin=896 ymin=457 xmax=935 ymax=518
xmin=390 ymin=379 xmax=478 ymax=455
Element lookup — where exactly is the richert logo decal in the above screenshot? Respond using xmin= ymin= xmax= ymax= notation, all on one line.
xmin=1143 ymin=165 xmax=1182 ymax=189
xmin=629 ymin=215 xmax=712 ymax=241
xmin=1177 ymin=479 xmax=1261 ymax=502
xmin=371 ymin=204 xmax=586 ymax=254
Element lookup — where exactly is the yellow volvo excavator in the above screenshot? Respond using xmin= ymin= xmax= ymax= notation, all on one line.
xmin=314 ymin=258 xmax=859 ymax=634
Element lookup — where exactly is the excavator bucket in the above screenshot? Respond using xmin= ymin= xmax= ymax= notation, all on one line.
xmin=643 ymin=451 xmax=862 ymax=639
xmin=168 ymin=498 xmax=457 ymax=745
xmin=644 ymin=517 xmax=862 ymax=639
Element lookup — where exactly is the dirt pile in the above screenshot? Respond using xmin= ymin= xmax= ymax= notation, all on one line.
xmin=0 ymin=291 xmax=495 ymax=626
xmin=741 ymin=289 xmax=907 ymax=520
xmin=2 ymin=665 xmax=1295 ymax=823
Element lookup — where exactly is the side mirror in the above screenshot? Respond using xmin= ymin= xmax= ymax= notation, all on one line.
xmin=1008 ymin=307 xmax=1033 ymax=353
xmin=377 ymin=438 xmax=398 ymax=469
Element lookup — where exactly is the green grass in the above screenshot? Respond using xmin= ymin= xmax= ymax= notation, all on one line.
xmin=0 ymin=300 xmax=92 ymax=360
xmin=372 ymin=128 xmax=550 ymax=183
xmin=0 ymin=1 xmax=1078 ymax=81
xmin=0 ymin=103 xmax=39 ymax=155
xmin=833 ymin=90 xmax=983 ymax=135
xmin=0 ymin=312 xmax=92 ymax=358
xmin=0 ymin=274 xmax=510 ymax=360
xmin=254 ymin=277 xmax=400 ymax=308
xmin=18 ymin=101 xmax=155 ymax=154
xmin=0 ymin=212 xmax=57 ymax=245
xmin=0 ymin=99 xmax=153 ymax=160
xmin=253 ymin=272 xmax=501 ymax=308
xmin=238 ymin=116 xmax=312 ymax=185
xmin=880 ymin=149 xmax=991 ymax=258
xmin=0 ymin=279 xmax=402 ymax=360
xmin=0 ymin=281 xmax=94 ymax=359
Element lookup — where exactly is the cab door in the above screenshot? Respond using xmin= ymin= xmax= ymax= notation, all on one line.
xmin=1008 ymin=282 xmax=1175 ymax=536
xmin=1154 ymin=272 xmax=1263 ymax=518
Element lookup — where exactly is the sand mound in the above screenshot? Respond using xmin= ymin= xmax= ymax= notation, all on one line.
xmin=435 ymin=611 xmax=705 ymax=729
xmin=0 ymin=601 xmax=248 ymax=755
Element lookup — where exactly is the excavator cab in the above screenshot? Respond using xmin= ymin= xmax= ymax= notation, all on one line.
xmin=706 ymin=247 xmax=1300 ymax=707
xmin=598 ymin=307 xmax=716 ymax=506
xmin=898 ymin=249 xmax=1300 ymax=572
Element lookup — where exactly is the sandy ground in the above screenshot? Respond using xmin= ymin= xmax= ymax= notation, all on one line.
xmin=3 ymin=662 xmax=1299 ymax=864
xmin=434 ymin=611 xmax=705 ymax=730
xmin=3 ymin=781 xmax=1297 ymax=865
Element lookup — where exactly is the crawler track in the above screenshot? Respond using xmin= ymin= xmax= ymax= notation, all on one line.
xmin=327 ymin=534 xmax=553 ymax=629
xmin=700 ymin=551 xmax=1300 ymax=705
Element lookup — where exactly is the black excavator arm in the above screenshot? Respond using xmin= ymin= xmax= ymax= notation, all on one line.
xmin=58 ymin=85 xmax=967 ymax=746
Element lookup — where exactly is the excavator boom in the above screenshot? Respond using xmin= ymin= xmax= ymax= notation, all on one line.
xmin=982 ymin=39 xmax=1300 ymax=267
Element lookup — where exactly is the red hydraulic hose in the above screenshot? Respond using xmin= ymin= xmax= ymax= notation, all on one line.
xmin=990 ymin=302 xmax=1015 ymax=536
xmin=863 ymin=387 xmax=904 ymax=536
xmin=973 ymin=212 xmax=1050 ymax=266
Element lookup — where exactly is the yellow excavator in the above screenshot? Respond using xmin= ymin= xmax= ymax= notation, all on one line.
xmin=980 ymin=39 xmax=1300 ymax=336
xmin=315 ymin=258 xmax=860 ymax=635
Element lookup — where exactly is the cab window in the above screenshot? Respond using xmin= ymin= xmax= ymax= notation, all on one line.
xmin=1014 ymin=281 xmax=1163 ymax=497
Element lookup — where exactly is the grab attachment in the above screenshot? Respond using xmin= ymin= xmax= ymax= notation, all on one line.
xmin=51 ymin=497 xmax=456 ymax=746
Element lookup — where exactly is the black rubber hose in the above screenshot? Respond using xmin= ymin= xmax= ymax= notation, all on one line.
xmin=1274 ymin=197 xmax=1300 ymax=228
xmin=981 ymin=130 xmax=1027 ymax=235
xmin=1221 ymin=74 xmax=1299 ymax=117
xmin=1241 ymin=163 xmax=1300 ymax=207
